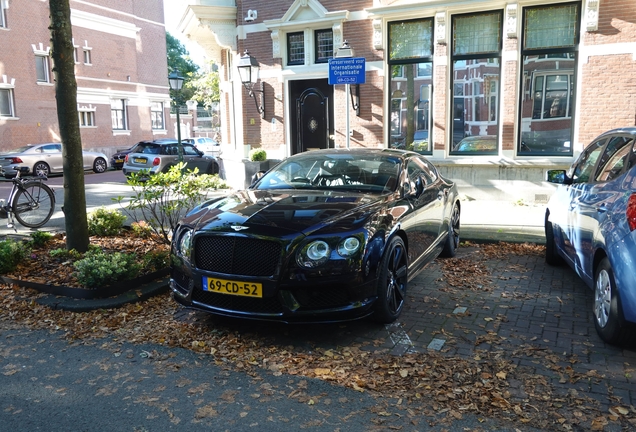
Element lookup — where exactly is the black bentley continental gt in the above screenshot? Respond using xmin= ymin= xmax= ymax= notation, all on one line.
xmin=170 ymin=148 xmax=461 ymax=323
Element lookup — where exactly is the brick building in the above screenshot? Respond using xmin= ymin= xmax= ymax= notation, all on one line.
xmin=0 ymin=0 xmax=178 ymax=159
xmin=177 ymin=0 xmax=635 ymax=198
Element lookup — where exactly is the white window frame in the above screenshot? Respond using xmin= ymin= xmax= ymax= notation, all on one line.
xmin=78 ymin=104 xmax=96 ymax=127
xmin=0 ymin=87 xmax=15 ymax=118
xmin=82 ymin=40 xmax=92 ymax=65
xmin=31 ymin=43 xmax=51 ymax=85
xmin=35 ymin=55 xmax=50 ymax=83
xmin=150 ymin=101 xmax=165 ymax=130
xmin=110 ymin=99 xmax=128 ymax=131
xmin=0 ymin=0 xmax=8 ymax=29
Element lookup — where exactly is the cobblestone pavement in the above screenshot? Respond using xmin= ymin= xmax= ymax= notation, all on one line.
xmin=177 ymin=244 xmax=636 ymax=427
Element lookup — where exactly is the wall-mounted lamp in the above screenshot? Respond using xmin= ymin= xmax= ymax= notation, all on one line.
xmin=236 ymin=50 xmax=265 ymax=119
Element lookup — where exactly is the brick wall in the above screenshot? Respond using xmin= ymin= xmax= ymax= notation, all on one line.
xmin=0 ymin=0 xmax=170 ymax=154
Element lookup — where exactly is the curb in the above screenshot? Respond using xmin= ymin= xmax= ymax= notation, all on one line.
xmin=35 ymin=277 xmax=169 ymax=312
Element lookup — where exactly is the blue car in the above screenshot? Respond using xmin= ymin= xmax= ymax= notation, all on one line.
xmin=545 ymin=127 xmax=636 ymax=345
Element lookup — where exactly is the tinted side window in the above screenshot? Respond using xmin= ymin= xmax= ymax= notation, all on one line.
xmin=595 ymin=136 xmax=635 ymax=182
xmin=571 ymin=139 xmax=606 ymax=183
xmin=183 ymin=144 xmax=200 ymax=156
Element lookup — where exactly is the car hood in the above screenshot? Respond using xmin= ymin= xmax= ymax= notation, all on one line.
xmin=181 ymin=189 xmax=385 ymax=236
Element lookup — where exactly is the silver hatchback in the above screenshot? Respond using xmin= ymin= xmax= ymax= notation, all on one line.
xmin=122 ymin=139 xmax=219 ymax=176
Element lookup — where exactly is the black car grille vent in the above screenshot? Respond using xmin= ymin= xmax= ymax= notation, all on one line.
xmin=195 ymin=236 xmax=282 ymax=277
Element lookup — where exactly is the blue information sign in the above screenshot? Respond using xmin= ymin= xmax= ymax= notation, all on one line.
xmin=328 ymin=57 xmax=366 ymax=85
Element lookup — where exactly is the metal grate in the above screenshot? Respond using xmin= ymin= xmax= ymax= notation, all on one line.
xmin=194 ymin=236 xmax=282 ymax=277
xmin=291 ymin=286 xmax=351 ymax=310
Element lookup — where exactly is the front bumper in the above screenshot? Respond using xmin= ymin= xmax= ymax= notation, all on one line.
xmin=170 ymin=266 xmax=377 ymax=323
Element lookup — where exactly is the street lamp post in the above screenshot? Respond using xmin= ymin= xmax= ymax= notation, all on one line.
xmin=168 ymin=69 xmax=185 ymax=164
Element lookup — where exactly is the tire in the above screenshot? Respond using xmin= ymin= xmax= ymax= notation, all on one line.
xmin=33 ymin=162 xmax=50 ymax=177
xmin=12 ymin=182 xmax=55 ymax=228
xmin=593 ymin=258 xmax=628 ymax=345
xmin=440 ymin=202 xmax=460 ymax=258
xmin=545 ymin=214 xmax=563 ymax=265
xmin=372 ymin=236 xmax=408 ymax=323
xmin=207 ymin=161 xmax=220 ymax=175
xmin=93 ymin=157 xmax=107 ymax=173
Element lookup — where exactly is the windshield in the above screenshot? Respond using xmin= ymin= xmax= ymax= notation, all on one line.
xmin=1 ymin=145 xmax=34 ymax=154
xmin=254 ymin=152 xmax=402 ymax=193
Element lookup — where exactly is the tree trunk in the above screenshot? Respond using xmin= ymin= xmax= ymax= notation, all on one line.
xmin=49 ymin=0 xmax=89 ymax=252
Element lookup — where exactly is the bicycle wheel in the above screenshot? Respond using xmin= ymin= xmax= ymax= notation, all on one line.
xmin=12 ymin=182 xmax=55 ymax=228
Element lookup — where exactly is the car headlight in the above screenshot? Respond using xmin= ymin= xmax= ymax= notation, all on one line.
xmin=297 ymin=240 xmax=330 ymax=268
xmin=337 ymin=237 xmax=360 ymax=257
xmin=177 ymin=228 xmax=193 ymax=259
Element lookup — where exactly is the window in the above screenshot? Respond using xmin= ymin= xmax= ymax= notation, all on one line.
xmin=519 ymin=2 xmax=580 ymax=156
xmin=73 ymin=47 xmax=79 ymax=63
xmin=78 ymin=110 xmax=95 ymax=127
xmin=1 ymin=88 xmax=15 ymax=117
xmin=111 ymin=99 xmax=128 ymax=130
xmin=388 ymin=18 xmax=434 ymax=155
xmin=151 ymin=102 xmax=164 ymax=130
xmin=287 ymin=32 xmax=304 ymax=65
xmin=0 ymin=0 xmax=7 ymax=28
xmin=83 ymin=49 xmax=92 ymax=65
xmin=595 ymin=136 xmax=635 ymax=182
xmin=450 ymin=11 xmax=502 ymax=155
xmin=315 ymin=29 xmax=333 ymax=63
xmin=571 ymin=139 xmax=605 ymax=183
xmin=35 ymin=55 xmax=50 ymax=83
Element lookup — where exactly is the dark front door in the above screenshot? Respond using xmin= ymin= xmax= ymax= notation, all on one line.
xmin=290 ymin=79 xmax=334 ymax=155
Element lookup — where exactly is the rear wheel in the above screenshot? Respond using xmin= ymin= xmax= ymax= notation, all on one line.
xmin=33 ymin=162 xmax=50 ymax=177
xmin=372 ymin=236 xmax=408 ymax=323
xmin=440 ymin=203 xmax=460 ymax=258
xmin=93 ymin=157 xmax=107 ymax=173
xmin=593 ymin=258 xmax=629 ymax=345
xmin=12 ymin=182 xmax=55 ymax=228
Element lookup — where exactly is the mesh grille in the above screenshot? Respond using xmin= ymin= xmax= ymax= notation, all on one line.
xmin=195 ymin=236 xmax=282 ymax=277
xmin=292 ymin=286 xmax=351 ymax=310
xmin=192 ymin=288 xmax=283 ymax=314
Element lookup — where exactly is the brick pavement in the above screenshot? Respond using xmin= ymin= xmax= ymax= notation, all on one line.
xmin=180 ymin=243 xmax=636 ymax=428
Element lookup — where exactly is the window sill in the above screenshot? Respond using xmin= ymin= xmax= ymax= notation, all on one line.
xmin=0 ymin=116 xmax=19 ymax=121
xmin=80 ymin=125 xmax=97 ymax=129
xmin=36 ymin=82 xmax=54 ymax=86
xmin=152 ymin=130 xmax=167 ymax=135
xmin=112 ymin=130 xmax=131 ymax=136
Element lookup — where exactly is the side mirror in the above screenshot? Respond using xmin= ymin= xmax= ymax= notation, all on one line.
xmin=546 ymin=169 xmax=569 ymax=184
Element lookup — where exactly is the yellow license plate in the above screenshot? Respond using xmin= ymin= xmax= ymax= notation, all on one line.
xmin=203 ymin=277 xmax=262 ymax=298
xmin=115 ymin=158 xmax=124 ymax=163
xmin=133 ymin=157 xmax=147 ymax=163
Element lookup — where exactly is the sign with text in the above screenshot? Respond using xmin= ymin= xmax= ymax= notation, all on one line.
xmin=328 ymin=57 xmax=366 ymax=85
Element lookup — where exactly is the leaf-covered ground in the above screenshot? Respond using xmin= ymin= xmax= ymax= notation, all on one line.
xmin=1 ymin=241 xmax=635 ymax=431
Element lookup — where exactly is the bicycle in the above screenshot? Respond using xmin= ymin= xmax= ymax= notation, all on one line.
xmin=0 ymin=167 xmax=56 ymax=230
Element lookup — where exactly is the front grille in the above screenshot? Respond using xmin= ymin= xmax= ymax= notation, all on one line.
xmin=292 ymin=286 xmax=351 ymax=309
xmin=192 ymin=288 xmax=283 ymax=314
xmin=194 ymin=236 xmax=282 ymax=277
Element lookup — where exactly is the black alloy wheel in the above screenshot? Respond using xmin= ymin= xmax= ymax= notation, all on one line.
xmin=372 ymin=236 xmax=408 ymax=323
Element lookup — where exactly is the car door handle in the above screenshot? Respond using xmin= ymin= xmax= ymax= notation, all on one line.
xmin=596 ymin=205 xmax=608 ymax=213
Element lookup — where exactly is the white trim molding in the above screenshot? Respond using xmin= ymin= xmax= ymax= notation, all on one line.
xmin=506 ymin=3 xmax=518 ymax=39
xmin=373 ymin=19 xmax=383 ymax=50
xmin=71 ymin=8 xmax=140 ymax=39
xmin=435 ymin=12 xmax=446 ymax=45
xmin=31 ymin=43 xmax=50 ymax=56
xmin=585 ymin=0 xmax=599 ymax=32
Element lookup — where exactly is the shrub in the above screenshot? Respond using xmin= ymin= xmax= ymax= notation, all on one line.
xmin=116 ymin=163 xmax=228 ymax=244
xmin=88 ymin=207 xmax=127 ymax=236
xmin=131 ymin=221 xmax=153 ymax=239
xmin=0 ymin=239 xmax=30 ymax=274
xmin=142 ymin=249 xmax=170 ymax=271
xmin=29 ymin=231 xmax=54 ymax=248
xmin=49 ymin=248 xmax=83 ymax=260
xmin=249 ymin=148 xmax=267 ymax=162
xmin=73 ymin=250 xmax=142 ymax=289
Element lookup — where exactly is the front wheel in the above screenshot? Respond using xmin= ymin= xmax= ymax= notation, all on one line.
xmin=93 ymin=157 xmax=107 ymax=173
xmin=372 ymin=236 xmax=408 ymax=323
xmin=545 ymin=215 xmax=563 ymax=265
xmin=12 ymin=182 xmax=55 ymax=228
xmin=593 ymin=258 xmax=628 ymax=345
xmin=440 ymin=203 xmax=460 ymax=258
xmin=33 ymin=162 xmax=50 ymax=177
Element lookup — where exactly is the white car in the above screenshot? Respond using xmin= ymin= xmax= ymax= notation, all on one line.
xmin=0 ymin=143 xmax=109 ymax=177
xmin=185 ymin=137 xmax=222 ymax=156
